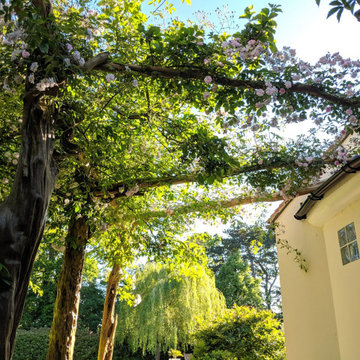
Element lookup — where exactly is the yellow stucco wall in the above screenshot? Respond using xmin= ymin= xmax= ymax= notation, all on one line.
xmin=323 ymin=205 xmax=360 ymax=360
xmin=276 ymin=197 xmax=340 ymax=360
xmin=277 ymin=171 xmax=360 ymax=360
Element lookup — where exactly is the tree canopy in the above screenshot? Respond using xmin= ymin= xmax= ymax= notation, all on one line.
xmin=1 ymin=0 xmax=360 ymax=356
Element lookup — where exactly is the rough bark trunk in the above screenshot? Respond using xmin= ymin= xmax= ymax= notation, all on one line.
xmin=46 ymin=218 xmax=90 ymax=360
xmin=0 ymin=96 xmax=56 ymax=360
xmin=97 ymin=263 xmax=122 ymax=360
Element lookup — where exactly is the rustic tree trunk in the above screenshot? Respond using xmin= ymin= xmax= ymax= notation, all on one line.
xmin=46 ymin=217 xmax=90 ymax=360
xmin=155 ymin=346 xmax=161 ymax=360
xmin=97 ymin=263 xmax=122 ymax=360
xmin=0 ymin=96 xmax=57 ymax=360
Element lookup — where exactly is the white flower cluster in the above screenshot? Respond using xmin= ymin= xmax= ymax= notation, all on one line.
xmin=28 ymin=62 xmax=39 ymax=84
xmin=221 ymin=38 xmax=264 ymax=61
xmin=4 ymin=151 xmax=19 ymax=165
xmin=295 ymin=156 xmax=314 ymax=168
xmin=2 ymin=29 xmax=24 ymax=46
xmin=125 ymin=184 xmax=140 ymax=196
xmin=106 ymin=73 xmax=115 ymax=82
xmin=36 ymin=78 xmax=56 ymax=91
xmin=330 ymin=146 xmax=348 ymax=166
xmin=72 ymin=50 xmax=85 ymax=66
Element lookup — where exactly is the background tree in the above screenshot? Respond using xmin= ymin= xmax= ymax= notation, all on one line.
xmin=215 ymin=252 xmax=263 ymax=309
xmin=117 ymin=261 xmax=225 ymax=360
xmin=78 ymin=282 xmax=106 ymax=333
xmin=207 ymin=221 xmax=280 ymax=310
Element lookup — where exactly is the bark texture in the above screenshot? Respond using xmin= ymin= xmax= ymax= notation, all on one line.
xmin=0 ymin=96 xmax=56 ymax=360
xmin=97 ymin=263 xmax=122 ymax=360
xmin=46 ymin=218 xmax=90 ymax=360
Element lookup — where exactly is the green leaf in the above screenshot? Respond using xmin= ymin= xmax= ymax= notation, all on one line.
xmin=39 ymin=42 xmax=49 ymax=54
xmin=327 ymin=6 xmax=341 ymax=18
xmin=336 ymin=7 xmax=344 ymax=20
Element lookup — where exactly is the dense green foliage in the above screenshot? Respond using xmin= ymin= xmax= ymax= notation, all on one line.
xmin=215 ymin=252 xmax=263 ymax=309
xmin=207 ymin=222 xmax=280 ymax=310
xmin=13 ymin=328 xmax=99 ymax=360
xmin=78 ymin=282 xmax=106 ymax=333
xmin=192 ymin=306 xmax=285 ymax=360
xmin=20 ymin=235 xmax=105 ymax=332
xmin=20 ymin=240 xmax=62 ymax=330
xmin=117 ymin=262 xmax=225 ymax=356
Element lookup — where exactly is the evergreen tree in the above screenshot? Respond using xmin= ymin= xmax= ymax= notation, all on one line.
xmin=215 ymin=252 xmax=263 ymax=309
xmin=207 ymin=222 xmax=280 ymax=310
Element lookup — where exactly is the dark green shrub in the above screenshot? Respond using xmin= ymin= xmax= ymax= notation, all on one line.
xmin=192 ymin=306 xmax=285 ymax=360
xmin=13 ymin=328 xmax=49 ymax=360
xmin=13 ymin=328 xmax=99 ymax=360
xmin=13 ymin=328 xmax=159 ymax=360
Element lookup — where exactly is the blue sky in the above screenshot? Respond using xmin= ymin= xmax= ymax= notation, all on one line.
xmin=147 ymin=0 xmax=359 ymax=63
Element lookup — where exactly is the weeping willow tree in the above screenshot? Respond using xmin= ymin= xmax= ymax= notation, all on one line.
xmin=116 ymin=262 xmax=225 ymax=359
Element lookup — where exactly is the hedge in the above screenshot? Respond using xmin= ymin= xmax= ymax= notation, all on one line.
xmin=13 ymin=328 xmax=161 ymax=360
xmin=13 ymin=328 xmax=99 ymax=360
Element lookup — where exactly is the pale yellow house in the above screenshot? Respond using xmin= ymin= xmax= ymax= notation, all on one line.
xmin=272 ymin=156 xmax=360 ymax=360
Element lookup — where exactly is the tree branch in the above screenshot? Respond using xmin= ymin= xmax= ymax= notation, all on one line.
xmin=118 ymin=183 xmax=322 ymax=221
xmin=94 ymin=159 xmax=326 ymax=199
xmin=84 ymin=53 xmax=110 ymax=72
xmin=94 ymin=62 xmax=360 ymax=108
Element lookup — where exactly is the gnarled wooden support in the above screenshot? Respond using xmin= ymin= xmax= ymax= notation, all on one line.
xmin=46 ymin=218 xmax=90 ymax=360
xmin=97 ymin=263 xmax=122 ymax=360
xmin=0 ymin=96 xmax=57 ymax=360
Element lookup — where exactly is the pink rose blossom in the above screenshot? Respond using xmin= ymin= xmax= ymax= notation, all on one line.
xmin=204 ymin=58 xmax=210 ymax=65
xmin=21 ymin=51 xmax=30 ymax=58
xmin=349 ymin=115 xmax=357 ymax=123
xmin=203 ymin=91 xmax=211 ymax=100
xmin=325 ymin=106 xmax=332 ymax=113
xmin=106 ymin=73 xmax=115 ymax=82
xmin=279 ymin=88 xmax=286 ymax=95
xmin=346 ymin=109 xmax=353 ymax=115
xmin=230 ymin=39 xmax=240 ymax=47
xmin=204 ymin=76 xmax=212 ymax=84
